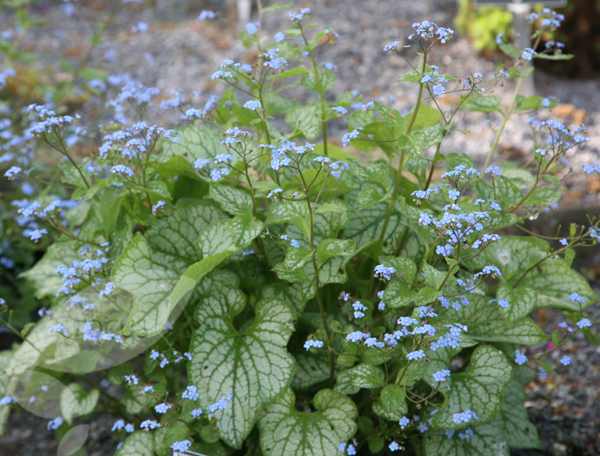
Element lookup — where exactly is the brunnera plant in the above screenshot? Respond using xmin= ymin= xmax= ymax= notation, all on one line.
xmin=0 ymin=5 xmax=598 ymax=456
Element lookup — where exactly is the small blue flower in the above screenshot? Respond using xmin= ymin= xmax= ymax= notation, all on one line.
xmin=515 ymin=350 xmax=528 ymax=365
xmin=331 ymin=106 xmax=348 ymax=115
xmin=576 ymin=318 xmax=591 ymax=329
xmin=274 ymin=32 xmax=285 ymax=42
xmin=155 ymin=403 xmax=172 ymax=414
xmin=436 ymin=244 xmax=454 ymax=257
xmin=190 ymin=408 xmax=203 ymax=418
xmin=304 ymin=340 xmax=324 ymax=351
xmin=452 ymin=410 xmax=478 ymax=425
xmin=245 ymin=22 xmax=260 ymax=35
xmin=560 ymin=355 xmax=572 ymax=366
xmin=389 ymin=442 xmax=401 ymax=452
xmin=569 ymin=292 xmax=585 ymax=303
xmin=432 ymin=84 xmax=445 ymax=96
xmin=559 ymin=238 xmax=568 ymax=246
xmin=290 ymin=239 xmax=300 ymax=248
xmin=407 ymin=350 xmax=426 ymax=361
xmin=521 ymin=48 xmax=537 ymax=60
xmin=244 ymin=100 xmax=262 ymax=110
xmin=182 ymin=386 xmax=199 ymax=401
xmin=172 ymin=441 xmax=192 ymax=452
xmin=432 ymin=369 xmax=451 ymax=382
xmin=399 ymin=416 xmax=410 ymax=429
xmin=199 ymin=10 xmax=216 ymax=21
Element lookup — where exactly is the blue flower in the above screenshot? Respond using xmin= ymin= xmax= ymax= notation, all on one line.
xmin=245 ymin=22 xmax=260 ymax=35
xmin=172 ymin=441 xmax=192 ymax=452
xmin=432 ymin=369 xmax=451 ymax=382
xmin=515 ymin=350 xmax=528 ymax=365
xmin=290 ymin=239 xmax=300 ymax=248
xmin=274 ymin=32 xmax=285 ymax=42
xmin=244 ymin=100 xmax=262 ymax=111
xmin=521 ymin=48 xmax=537 ymax=60
xmin=384 ymin=41 xmax=401 ymax=52
xmin=182 ymin=386 xmax=199 ymax=401
xmin=140 ymin=420 xmax=160 ymax=430
xmin=559 ymin=238 xmax=568 ymax=246
xmin=111 ymin=165 xmax=134 ymax=177
xmin=432 ymin=84 xmax=445 ymax=96
xmin=389 ymin=442 xmax=401 ymax=452
xmin=560 ymin=355 xmax=572 ymax=366
xmin=199 ymin=10 xmax=216 ymax=21
xmin=155 ymin=403 xmax=172 ymax=414
xmin=569 ymin=292 xmax=585 ymax=303
xmin=407 ymin=350 xmax=426 ymax=360
xmin=342 ymin=128 xmax=362 ymax=147
xmin=304 ymin=340 xmax=324 ymax=351
xmin=190 ymin=408 xmax=203 ymax=418
xmin=207 ymin=392 xmax=233 ymax=418
xmin=399 ymin=416 xmax=410 ymax=429
xmin=331 ymin=106 xmax=348 ymax=115
xmin=576 ymin=318 xmax=591 ymax=329
xmin=452 ymin=410 xmax=478 ymax=424
xmin=374 ymin=264 xmax=396 ymax=280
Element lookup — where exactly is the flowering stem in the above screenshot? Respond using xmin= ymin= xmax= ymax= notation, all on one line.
xmin=299 ymin=26 xmax=329 ymax=157
xmin=380 ymin=51 xmax=428 ymax=242
xmin=299 ymin=171 xmax=334 ymax=378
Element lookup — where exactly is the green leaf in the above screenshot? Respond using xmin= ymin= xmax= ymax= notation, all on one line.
xmin=198 ymin=219 xmax=237 ymax=257
xmin=416 ymin=287 xmax=441 ymax=306
xmin=405 ymin=104 xmax=442 ymax=129
xmin=523 ymin=187 xmax=563 ymax=206
xmin=432 ymin=345 xmax=512 ymax=429
xmin=499 ymin=42 xmax=522 ymax=58
xmin=285 ymin=105 xmax=320 ymax=140
xmin=515 ymin=95 xmax=546 ymax=111
xmin=354 ymin=187 xmax=383 ymax=210
xmin=165 ymin=124 xmax=224 ymax=164
xmin=258 ymin=388 xmax=357 ymax=456
xmin=374 ymin=101 xmax=407 ymax=133
xmin=518 ymin=261 xmax=596 ymax=312
xmin=424 ymin=422 xmax=510 ymax=456
xmin=283 ymin=247 xmax=313 ymax=270
xmin=383 ymin=281 xmax=416 ymax=309
xmin=300 ymin=68 xmax=336 ymax=93
xmin=345 ymin=202 xmax=401 ymax=254
xmin=317 ymin=239 xmax=356 ymax=268
xmin=20 ymin=242 xmax=80 ymax=300
xmin=169 ymin=250 xmax=235 ymax=311
xmin=468 ymin=311 xmax=547 ymax=345
xmin=113 ymin=234 xmax=182 ymax=336
xmin=335 ymin=364 xmax=385 ymax=394
xmin=145 ymin=201 xmax=226 ymax=272
xmin=483 ymin=237 xmax=549 ymax=280
xmin=292 ymin=352 xmax=331 ymax=389
xmin=407 ymin=123 xmax=444 ymax=156
xmin=498 ymin=381 xmax=542 ymax=449
xmin=462 ymin=95 xmax=503 ymax=113
xmin=210 ymin=184 xmax=253 ymax=215
xmin=349 ymin=159 xmax=390 ymax=190
xmin=422 ymin=263 xmax=447 ymax=289
xmin=228 ymin=213 xmax=264 ymax=248
xmin=275 ymin=66 xmax=310 ymax=79
xmin=496 ymin=284 xmax=538 ymax=322
xmin=379 ymin=384 xmax=406 ymax=415
xmin=189 ymin=297 xmax=295 ymax=448
xmin=115 ymin=432 xmax=153 ymax=456
xmin=60 ymin=383 xmax=100 ymax=424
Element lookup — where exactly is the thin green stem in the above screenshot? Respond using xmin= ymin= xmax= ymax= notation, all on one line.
xmin=379 ymin=51 xmax=428 ymax=242
xmin=299 ymin=26 xmax=329 ymax=156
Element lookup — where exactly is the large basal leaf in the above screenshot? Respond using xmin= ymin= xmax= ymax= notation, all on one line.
xmin=483 ymin=237 xmax=549 ymax=281
xmin=210 ymin=184 xmax=253 ymax=215
xmin=518 ymin=261 xmax=596 ymax=311
xmin=113 ymin=234 xmax=181 ymax=336
xmin=165 ymin=124 xmax=225 ymax=163
xmin=317 ymin=239 xmax=356 ymax=268
xmin=496 ymin=284 xmax=538 ymax=323
xmin=432 ymin=345 xmax=512 ymax=430
xmin=189 ymin=296 xmax=295 ymax=448
xmin=115 ymin=431 xmax=153 ymax=456
xmin=258 ymin=388 xmax=357 ymax=456
xmin=345 ymin=202 xmax=401 ymax=254
xmin=423 ymin=422 xmax=510 ymax=456
xmin=498 ymin=381 xmax=542 ymax=449
xmin=20 ymin=242 xmax=80 ymax=300
xmin=292 ymin=352 xmax=331 ymax=390
xmin=334 ymin=364 xmax=385 ymax=395
xmin=60 ymin=383 xmax=100 ymax=424
xmin=145 ymin=200 xmax=226 ymax=272
xmin=468 ymin=309 xmax=547 ymax=346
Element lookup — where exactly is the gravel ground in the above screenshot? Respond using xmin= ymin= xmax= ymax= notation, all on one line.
xmin=1 ymin=1 xmax=600 ymax=455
